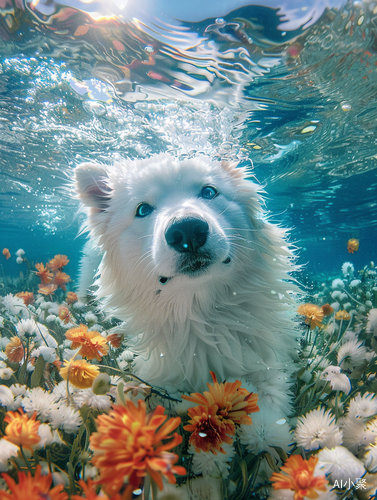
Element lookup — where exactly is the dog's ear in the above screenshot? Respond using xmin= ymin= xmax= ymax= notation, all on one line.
xmin=74 ymin=163 xmax=111 ymax=212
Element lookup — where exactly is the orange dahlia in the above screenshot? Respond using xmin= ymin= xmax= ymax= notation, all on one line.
xmin=321 ymin=303 xmax=334 ymax=316
xmin=60 ymin=359 xmax=100 ymax=389
xmin=58 ymin=305 xmax=71 ymax=324
xmin=65 ymin=325 xmax=109 ymax=361
xmin=1 ymin=464 xmax=68 ymax=500
xmin=89 ymin=400 xmax=186 ymax=498
xmin=66 ymin=291 xmax=78 ymax=304
xmin=15 ymin=292 xmax=35 ymax=306
xmin=2 ymin=248 xmax=11 ymax=259
xmin=271 ymin=455 xmax=328 ymax=500
xmin=182 ymin=371 xmax=259 ymax=426
xmin=53 ymin=270 xmax=71 ymax=291
xmin=5 ymin=336 xmax=25 ymax=363
xmin=47 ymin=254 xmax=69 ymax=271
xmin=106 ymin=333 xmax=124 ymax=348
xmin=3 ymin=408 xmax=41 ymax=450
xmin=38 ymin=283 xmax=58 ymax=296
xmin=297 ymin=303 xmax=324 ymax=329
xmin=35 ymin=263 xmax=53 ymax=284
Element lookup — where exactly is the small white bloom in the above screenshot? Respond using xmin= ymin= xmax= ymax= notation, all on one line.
xmin=322 ymin=366 xmax=351 ymax=394
xmin=0 ymin=385 xmax=14 ymax=406
xmin=73 ymin=301 xmax=86 ymax=309
xmin=332 ymin=279 xmax=345 ymax=290
xmin=337 ymin=339 xmax=367 ymax=370
xmin=365 ymin=444 xmax=377 ymax=473
xmin=294 ymin=408 xmax=343 ymax=451
xmin=316 ymin=446 xmax=365 ymax=484
xmin=85 ymin=312 xmax=97 ymax=323
xmin=330 ymin=302 xmax=340 ymax=312
xmin=9 ymin=383 xmax=27 ymax=396
xmin=47 ymin=303 xmax=59 ymax=316
xmin=340 ymin=418 xmax=374 ymax=455
xmin=32 ymin=423 xmax=55 ymax=449
xmin=22 ymin=387 xmax=59 ymax=422
xmin=6 ymin=394 xmax=24 ymax=411
xmin=35 ymin=323 xmax=58 ymax=348
xmin=347 ymin=393 xmax=377 ymax=422
xmin=343 ymin=302 xmax=352 ymax=311
xmin=16 ymin=257 xmax=23 ymax=264
xmin=331 ymin=291 xmax=342 ymax=301
xmin=16 ymin=318 xmax=37 ymax=338
xmin=367 ymin=309 xmax=377 ymax=335
xmin=342 ymin=262 xmax=354 ymax=278
xmin=32 ymin=346 xmax=57 ymax=363
xmin=0 ymin=368 xmax=14 ymax=380
xmin=0 ymin=439 xmax=19 ymax=472
xmin=189 ymin=443 xmax=234 ymax=479
xmin=49 ymin=404 xmax=82 ymax=434
xmin=350 ymin=279 xmax=361 ymax=288
xmin=15 ymin=248 xmax=25 ymax=257
xmin=0 ymin=316 xmax=4 ymax=328
xmin=2 ymin=294 xmax=25 ymax=316
xmin=73 ymin=389 xmax=112 ymax=411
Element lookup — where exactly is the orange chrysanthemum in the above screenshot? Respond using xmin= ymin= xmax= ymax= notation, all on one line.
xmin=65 ymin=324 xmax=109 ymax=361
xmin=15 ymin=292 xmax=35 ymax=306
xmin=2 ymin=248 xmax=11 ymax=259
xmin=35 ymin=263 xmax=53 ymax=284
xmin=297 ymin=303 xmax=324 ymax=330
xmin=335 ymin=309 xmax=351 ymax=321
xmin=38 ymin=283 xmax=58 ymax=296
xmin=89 ymin=400 xmax=186 ymax=498
xmin=3 ymin=408 xmax=41 ymax=450
xmin=184 ymin=404 xmax=234 ymax=454
xmin=270 ymin=455 xmax=328 ymax=500
xmin=72 ymin=478 xmax=118 ymax=500
xmin=182 ymin=371 xmax=259 ymax=426
xmin=60 ymin=359 xmax=100 ymax=389
xmin=47 ymin=254 xmax=69 ymax=271
xmin=106 ymin=333 xmax=124 ymax=348
xmin=347 ymin=238 xmax=359 ymax=254
xmin=66 ymin=291 xmax=78 ymax=304
xmin=1 ymin=464 xmax=68 ymax=500
xmin=5 ymin=336 xmax=25 ymax=363
xmin=53 ymin=270 xmax=71 ymax=291
xmin=321 ymin=303 xmax=334 ymax=317
xmin=58 ymin=305 xmax=71 ymax=324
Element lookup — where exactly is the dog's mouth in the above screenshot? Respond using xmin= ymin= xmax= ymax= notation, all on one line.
xmin=158 ymin=255 xmax=231 ymax=284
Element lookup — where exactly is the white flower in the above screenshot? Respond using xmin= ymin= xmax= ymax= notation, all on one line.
xmin=0 ymin=368 xmax=14 ymax=380
xmin=246 ymin=370 xmax=292 ymax=414
xmin=340 ymin=418 xmax=374 ymax=455
xmin=9 ymin=383 xmax=27 ymax=397
xmin=49 ymin=405 xmax=82 ymax=433
xmin=342 ymin=262 xmax=354 ymax=278
xmin=238 ymin=406 xmax=293 ymax=455
xmin=337 ymin=339 xmax=367 ymax=370
xmin=22 ymin=387 xmax=59 ymax=422
xmin=73 ymin=301 xmax=86 ymax=309
xmin=46 ymin=314 xmax=57 ymax=323
xmin=0 ymin=385 xmax=14 ymax=406
xmin=0 ymin=439 xmax=19 ymax=472
xmin=321 ymin=366 xmax=351 ymax=394
xmin=316 ymin=446 xmax=365 ymax=484
xmin=34 ymin=323 xmax=58 ymax=348
xmin=16 ymin=318 xmax=37 ymax=338
xmin=85 ymin=312 xmax=97 ymax=323
xmin=331 ymin=291 xmax=342 ymax=301
xmin=89 ymin=324 xmax=103 ymax=332
xmin=189 ymin=443 xmax=234 ymax=479
xmin=6 ymin=394 xmax=24 ymax=411
xmin=2 ymin=294 xmax=25 ymax=316
xmin=347 ymin=393 xmax=377 ymax=422
xmin=73 ymin=389 xmax=112 ymax=411
xmin=350 ymin=279 xmax=361 ymax=288
xmin=364 ymin=445 xmax=377 ymax=473
xmin=32 ymin=424 xmax=55 ymax=449
xmin=16 ymin=257 xmax=23 ymax=264
xmin=367 ymin=309 xmax=377 ymax=335
xmin=294 ymin=408 xmax=343 ymax=451
xmin=332 ymin=279 xmax=345 ymax=290
xmin=0 ymin=316 xmax=4 ymax=328
xmin=47 ymin=303 xmax=59 ymax=315
xmin=32 ymin=346 xmax=57 ymax=363
xmin=16 ymin=248 xmax=25 ymax=257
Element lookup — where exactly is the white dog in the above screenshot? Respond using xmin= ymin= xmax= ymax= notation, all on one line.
xmin=74 ymin=155 xmax=298 ymax=414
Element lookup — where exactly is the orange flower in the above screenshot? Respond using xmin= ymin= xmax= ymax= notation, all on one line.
xmin=65 ymin=324 xmax=109 ymax=361
xmin=60 ymin=359 xmax=100 ymax=389
xmin=297 ymin=304 xmax=324 ymax=329
xmin=59 ymin=305 xmax=71 ymax=324
xmin=183 ymin=404 xmax=234 ymax=454
xmin=38 ymin=283 xmax=58 ymax=295
xmin=47 ymin=254 xmax=69 ymax=271
xmin=335 ymin=309 xmax=351 ymax=321
xmin=1 ymin=464 xmax=68 ymax=500
xmin=72 ymin=478 xmax=117 ymax=500
xmin=182 ymin=371 xmax=259 ymax=426
xmin=270 ymin=455 xmax=328 ymax=500
xmin=15 ymin=292 xmax=35 ymax=306
xmin=5 ymin=337 xmax=25 ymax=363
xmin=2 ymin=248 xmax=11 ymax=259
xmin=106 ymin=333 xmax=124 ymax=348
xmin=35 ymin=263 xmax=53 ymax=284
xmin=53 ymin=270 xmax=71 ymax=290
xmin=66 ymin=291 xmax=78 ymax=304
xmin=89 ymin=400 xmax=186 ymax=498
xmin=3 ymin=408 xmax=41 ymax=450
xmin=321 ymin=303 xmax=334 ymax=316
xmin=347 ymin=238 xmax=359 ymax=254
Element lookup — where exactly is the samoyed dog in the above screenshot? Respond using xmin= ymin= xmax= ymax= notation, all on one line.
xmin=74 ymin=155 xmax=298 ymax=414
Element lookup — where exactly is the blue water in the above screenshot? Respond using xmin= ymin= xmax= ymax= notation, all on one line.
xmin=1 ymin=0 xmax=377 ymax=283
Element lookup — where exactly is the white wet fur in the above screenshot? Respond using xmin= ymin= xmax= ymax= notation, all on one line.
xmin=74 ymin=155 xmax=299 ymax=414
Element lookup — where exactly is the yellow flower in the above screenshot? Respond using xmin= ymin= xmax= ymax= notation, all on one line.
xmin=60 ymin=359 xmax=100 ymax=389
xmin=89 ymin=400 xmax=186 ymax=498
xmin=3 ymin=408 xmax=41 ymax=450
xmin=270 ymin=455 xmax=328 ymax=500
xmin=297 ymin=303 xmax=324 ymax=329
xmin=5 ymin=336 xmax=25 ymax=363
xmin=65 ymin=325 xmax=109 ymax=361
xmin=335 ymin=310 xmax=351 ymax=321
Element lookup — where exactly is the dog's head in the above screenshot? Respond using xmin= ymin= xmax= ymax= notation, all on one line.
xmin=74 ymin=155 xmax=276 ymax=322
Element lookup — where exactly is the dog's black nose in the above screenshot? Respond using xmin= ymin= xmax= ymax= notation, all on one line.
xmin=165 ymin=216 xmax=209 ymax=254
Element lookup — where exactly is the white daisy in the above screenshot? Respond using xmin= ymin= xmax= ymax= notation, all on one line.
xmin=189 ymin=443 xmax=234 ymax=479
xmin=364 ymin=445 xmax=377 ymax=473
xmin=31 ymin=346 xmax=57 ymax=363
xmin=316 ymin=446 xmax=365 ymax=484
xmin=73 ymin=389 xmax=112 ymax=411
xmin=367 ymin=309 xmax=377 ymax=335
xmin=321 ymin=366 xmax=351 ymax=394
xmin=0 ymin=385 xmax=14 ymax=407
xmin=9 ymin=383 xmax=27 ymax=397
xmin=340 ymin=418 xmax=374 ymax=455
xmin=6 ymin=394 xmax=24 ymax=411
xmin=0 ymin=439 xmax=19 ymax=472
xmin=85 ymin=312 xmax=97 ymax=323
xmin=2 ymin=294 xmax=25 ymax=316
xmin=32 ymin=423 xmax=55 ymax=449
xmin=22 ymin=387 xmax=59 ymax=422
xmin=49 ymin=404 xmax=82 ymax=434
xmin=350 ymin=279 xmax=361 ymax=288
xmin=294 ymin=408 xmax=343 ymax=451
xmin=342 ymin=262 xmax=354 ymax=278
xmin=238 ymin=406 xmax=293 ymax=455
xmin=15 ymin=248 xmax=25 ymax=257
xmin=16 ymin=257 xmax=23 ymax=264
xmin=16 ymin=318 xmax=38 ymax=338
xmin=0 ymin=368 xmax=14 ymax=380
xmin=347 ymin=393 xmax=377 ymax=422
xmin=47 ymin=303 xmax=59 ymax=315
xmin=337 ymin=339 xmax=367 ymax=370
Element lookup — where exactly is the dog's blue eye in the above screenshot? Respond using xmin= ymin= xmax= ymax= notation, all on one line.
xmin=135 ymin=203 xmax=153 ymax=217
xmin=201 ymin=186 xmax=218 ymax=199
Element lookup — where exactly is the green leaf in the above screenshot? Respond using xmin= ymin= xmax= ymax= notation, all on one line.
xmin=270 ymin=446 xmax=288 ymax=463
xmin=30 ymin=356 xmax=46 ymax=388
xmin=263 ymin=451 xmax=280 ymax=473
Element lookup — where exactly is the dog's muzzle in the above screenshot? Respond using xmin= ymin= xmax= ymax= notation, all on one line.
xmin=165 ymin=215 xmax=209 ymax=254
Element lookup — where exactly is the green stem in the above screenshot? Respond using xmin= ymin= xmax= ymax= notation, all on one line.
xmin=20 ymin=445 xmax=32 ymax=473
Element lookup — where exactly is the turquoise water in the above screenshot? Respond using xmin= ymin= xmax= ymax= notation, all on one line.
xmin=0 ymin=0 xmax=376 ymax=277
